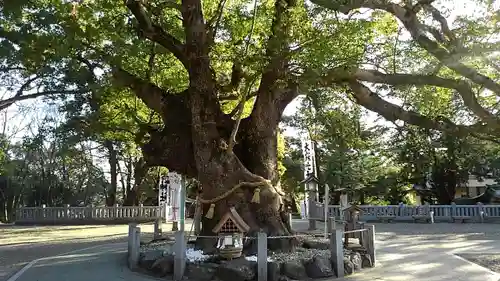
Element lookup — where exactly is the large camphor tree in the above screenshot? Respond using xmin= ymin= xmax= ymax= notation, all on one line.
xmin=1 ymin=0 xmax=498 ymax=251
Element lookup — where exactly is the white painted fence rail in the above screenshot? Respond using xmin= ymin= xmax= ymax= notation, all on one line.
xmin=311 ymin=203 xmax=500 ymax=223
xmin=15 ymin=204 xmax=164 ymax=225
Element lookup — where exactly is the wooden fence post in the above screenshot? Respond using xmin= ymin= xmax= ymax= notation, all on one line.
xmin=128 ymin=226 xmax=141 ymax=270
xmin=64 ymin=204 xmax=70 ymax=220
xmin=154 ymin=218 xmax=162 ymax=240
xmin=114 ymin=204 xmax=119 ymax=219
xmin=164 ymin=204 xmax=169 ymax=223
xmin=287 ymin=207 xmax=293 ymax=230
xmin=451 ymin=202 xmax=457 ymax=221
xmin=365 ymin=224 xmax=376 ymax=266
xmin=307 ymin=190 xmax=317 ymax=230
xmin=174 ymin=231 xmax=186 ymax=281
xmin=41 ymin=204 xmax=47 ymax=221
xmin=477 ymin=202 xmax=484 ymax=223
xmin=330 ymin=228 xmax=344 ymax=278
xmin=193 ymin=200 xmax=202 ymax=235
xmin=327 ymin=217 xmax=336 ymax=232
xmin=257 ymin=232 xmax=268 ymax=281
xmin=128 ymin=223 xmax=138 ymax=254
xmin=138 ymin=203 xmax=144 ymax=218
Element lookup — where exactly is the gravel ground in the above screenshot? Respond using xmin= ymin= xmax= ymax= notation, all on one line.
xmin=138 ymin=221 xmax=500 ymax=275
xmin=140 ymin=234 xmax=353 ymax=264
xmin=458 ymin=254 xmax=500 ymax=273
xmin=269 ymin=247 xmax=330 ymax=262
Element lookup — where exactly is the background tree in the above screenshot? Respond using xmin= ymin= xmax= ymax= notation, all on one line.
xmin=1 ymin=0 xmax=499 ymax=252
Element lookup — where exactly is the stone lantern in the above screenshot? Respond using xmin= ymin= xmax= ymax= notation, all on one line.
xmin=300 ymin=173 xmax=320 ymax=230
xmin=212 ymin=207 xmax=250 ymax=259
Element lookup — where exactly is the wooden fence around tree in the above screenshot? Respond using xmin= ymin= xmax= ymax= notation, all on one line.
xmin=15 ymin=204 xmax=165 ymax=225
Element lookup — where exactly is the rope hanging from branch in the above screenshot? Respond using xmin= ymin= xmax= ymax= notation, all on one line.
xmin=197 ymin=180 xmax=285 ymax=219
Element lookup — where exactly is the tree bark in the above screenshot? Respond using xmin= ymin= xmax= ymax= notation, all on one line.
xmin=123 ymin=157 xmax=146 ymax=206
xmin=115 ymin=72 xmax=295 ymax=254
xmin=104 ymin=140 xmax=118 ymax=206
xmin=119 ymin=0 xmax=301 ymax=254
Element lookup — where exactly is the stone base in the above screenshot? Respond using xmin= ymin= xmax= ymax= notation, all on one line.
xmin=136 ymin=237 xmax=374 ymax=280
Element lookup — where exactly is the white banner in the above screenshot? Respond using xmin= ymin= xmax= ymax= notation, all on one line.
xmin=158 ymin=176 xmax=169 ymax=205
xmin=301 ymin=136 xmax=316 ymax=178
xmin=167 ymin=172 xmax=182 ymax=221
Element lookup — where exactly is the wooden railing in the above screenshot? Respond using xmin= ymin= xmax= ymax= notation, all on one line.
xmin=313 ymin=203 xmax=500 ymax=222
xmin=15 ymin=204 xmax=164 ymax=225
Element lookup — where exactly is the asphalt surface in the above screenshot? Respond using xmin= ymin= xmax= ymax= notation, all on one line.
xmin=3 ymin=221 xmax=500 ymax=281
xmin=8 ymin=242 xmax=160 ymax=281
xmin=0 ymin=227 xmax=128 ymax=281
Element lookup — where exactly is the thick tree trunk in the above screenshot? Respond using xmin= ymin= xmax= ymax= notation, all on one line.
xmin=123 ymin=157 xmax=146 ymax=206
xmin=116 ymin=74 xmax=296 ymax=254
xmin=119 ymin=0 xmax=299 ymax=254
xmin=196 ymin=138 xmax=295 ymax=254
xmin=192 ymin=96 xmax=294 ymax=254
xmin=104 ymin=140 xmax=118 ymax=206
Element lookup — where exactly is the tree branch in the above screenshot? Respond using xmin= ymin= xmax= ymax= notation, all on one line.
xmin=276 ymin=81 xmax=300 ymax=115
xmin=126 ymin=0 xmax=188 ymax=67
xmin=421 ymin=4 xmax=456 ymax=43
xmin=112 ymin=68 xmax=197 ymax=177
xmin=112 ymin=68 xmax=168 ymax=115
xmin=258 ymin=0 xmax=296 ymax=93
xmin=345 ymin=80 xmax=487 ymax=137
xmin=181 ymin=0 xmax=208 ymax=50
xmin=312 ymin=0 xmax=500 ymax=95
xmin=14 ymin=75 xmax=40 ymax=98
xmin=207 ymin=0 xmax=228 ymax=45
xmin=249 ymin=0 xmax=298 ymax=125
xmin=326 ymin=68 xmax=500 ymax=129
xmin=0 ymin=90 xmax=87 ymax=111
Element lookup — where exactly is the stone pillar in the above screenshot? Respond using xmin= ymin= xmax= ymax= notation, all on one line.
xmin=307 ymin=181 xmax=317 ymax=230
xmin=340 ymin=193 xmax=348 ymax=208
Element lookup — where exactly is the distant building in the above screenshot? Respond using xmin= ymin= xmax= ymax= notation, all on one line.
xmin=454 ymin=174 xmax=498 ymax=198
xmin=413 ymin=174 xmax=499 ymax=204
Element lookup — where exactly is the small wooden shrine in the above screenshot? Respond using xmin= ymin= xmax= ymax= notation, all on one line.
xmin=212 ymin=207 xmax=250 ymax=259
xmin=343 ymin=204 xmax=363 ymax=222
xmin=343 ymin=204 xmax=364 ymax=246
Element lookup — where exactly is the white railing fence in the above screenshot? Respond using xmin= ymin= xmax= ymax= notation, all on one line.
xmin=311 ymin=202 xmax=500 ymax=223
xmin=15 ymin=204 xmax=166 ymax=224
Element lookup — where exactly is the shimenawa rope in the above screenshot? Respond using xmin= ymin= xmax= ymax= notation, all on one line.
xmin=197 ymin=180 xmax=284 ymax=219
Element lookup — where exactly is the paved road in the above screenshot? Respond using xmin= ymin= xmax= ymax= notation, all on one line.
xmin=0 ymin=222 xmax=184 ymax=281
xmin=8 ymin=243 xmax=158 ymax=281
xmin=0 ymin=235 xmax=129 ymax=281
xmin=295 ymin=220 xmax=500 ymax=281
xmin=339 ymin=223 xmax=500 ymax=281
xmin=4 ymin=221 xmax=500 ymax=281
xmin=338 ymin=236 xmax=500 ymax=281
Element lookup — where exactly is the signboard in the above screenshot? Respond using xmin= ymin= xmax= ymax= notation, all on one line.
xmin=167 ymin=172 xmax=182 ymax=221
xmin=158 ymin=176 xmax=169 ymax=205
xmin=301 ymin=136 xmax=316 ymax=178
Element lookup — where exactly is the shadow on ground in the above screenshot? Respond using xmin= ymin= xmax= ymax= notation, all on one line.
xmin=11 ymin=243 xmax=158 ymax=281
